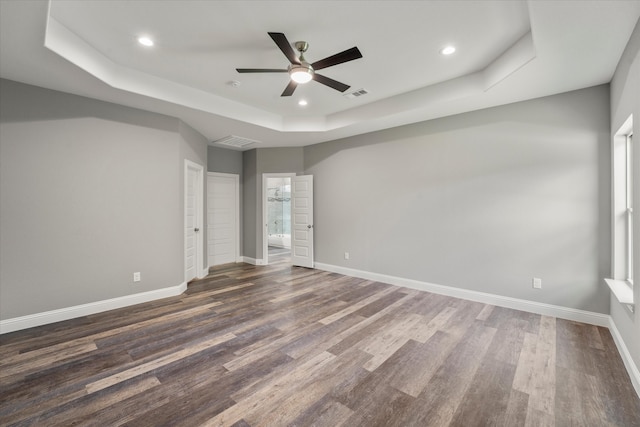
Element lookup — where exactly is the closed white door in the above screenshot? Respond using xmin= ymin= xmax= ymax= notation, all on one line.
xmin=291 ymin=175 xmax=314 ymax=268
xmin=185 ymin=161 xmax=203 ymax=282
xmin=207 ymin=173 xmax=239 ymax=266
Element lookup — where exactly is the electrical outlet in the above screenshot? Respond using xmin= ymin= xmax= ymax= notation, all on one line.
xmin=532 ymin=277 xmax=542 ymax=289
xmin=344 ymin=252 xmax=350 ymax=260
xmin=133 ymin=272 xmax=141 ymax=282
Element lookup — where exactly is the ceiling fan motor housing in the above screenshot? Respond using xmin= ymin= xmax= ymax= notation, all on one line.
xmin=294 ymin=41 xmax=309 ymax=52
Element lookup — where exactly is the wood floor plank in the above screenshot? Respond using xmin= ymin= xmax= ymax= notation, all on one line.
xmin=0 ymin=341 xmax=98 ymax=380
xmin=205 ymin=351 xmax=337 ymax=426
xmin=449 ymin=355 xmax=518 ymax=425
xmin=86 ymin=332 xmax=236 ymax=394
xmin=404 ymin=305 xmax=457 ymax=343
xmin=503 ymin=388 xmax=530 ymax=426
xmin=287 ymin=394 xmax=354 ymax=427
xmin=357 ymin=312 xmax=423 ymax=371
xmin=476 ymin=304 xmax=495 ymax=321
xmin=244 ymin=348 xmax=372 ymax=427
xmin=589 ymin=328 xmax=640 ymax=425
xmin=555 ymin=366 xmax=611 ymax=426
xmin=386 ymin=332 xmax=461 ymax=397
xmin=26 ymin=376 xmax=162 ymax=427
xmin=325 ymin=294 xmax=419 ymax=356
xmin=1 ymin=260 xmax=638 ymax=426
xmin=395 ymin=322 xmax=498 ymax=426
xmin=318 ymin=286 xmax=399 ymax=325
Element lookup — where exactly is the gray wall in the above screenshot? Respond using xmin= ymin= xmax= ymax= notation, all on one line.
xmin=610 ymin=19 xmax=640 ymax=372
xmin=242 ymin=147 xmax=304 ymax=260
xmin=0 ymin=79 xmax=208 ymax=320
xmin=242 ymin=149 xmax=258 ymax=259
xmin=208 ymin=146 xmax=243 ymax=175
xmin=305 ymin=85 xmax=611 ymax=314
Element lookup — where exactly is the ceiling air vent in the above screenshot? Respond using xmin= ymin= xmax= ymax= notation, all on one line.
xmin=213 ymin=135 xmax=260 ymax=149
xmin=343 ymin=88 xmax=369 ymax=99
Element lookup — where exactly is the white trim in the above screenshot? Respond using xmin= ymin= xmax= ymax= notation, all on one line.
xmin=608 ymin=317 xmax=640 ymax=398
xmin=262 ymin=173 xmax=296 ymax=266
xmin=207 ymin=172 xmax=241 ymax=265
xmin=604 ymin=278 xmax=635 ymax=306
xmin=185 ymin=160 xmax=205 ymax=282
xmin=241 ymin=256 xmax=265 ymax=266
xmin=0 ymin=282 xmax=187 ymax=334
xmin=611 ymin=115 xmax=634 ymax=283
xmin=314 ymin=262 xmax=610 ymax=327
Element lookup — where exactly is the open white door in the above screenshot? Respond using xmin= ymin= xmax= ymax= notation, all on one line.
xmin=291 ymin=175 xmax=314 ymax=268
xmin=185 ymin=160 xmax=203 ymax=282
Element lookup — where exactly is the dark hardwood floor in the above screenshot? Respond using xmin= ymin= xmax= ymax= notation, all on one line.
xmin=1 ymin=258 xmax=639 ymax=426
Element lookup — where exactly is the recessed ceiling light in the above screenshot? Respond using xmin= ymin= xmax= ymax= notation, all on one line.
xmin=298 ymin=99 xmax=308 ymax=106
xmin=137 ymin=36 xmax=154 ymax=47
xmin=440 ymin=46 xmax=456 ymax=55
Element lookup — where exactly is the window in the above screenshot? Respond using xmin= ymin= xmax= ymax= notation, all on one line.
xmin=625 ymin=132 xmax=633 ymax=284
xmin=606 ymin=115 xmax=634 ymax=309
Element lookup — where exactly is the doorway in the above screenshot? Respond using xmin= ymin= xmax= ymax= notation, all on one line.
xmin=263 ymin=174 xmax=295 ymax=265
xmin=262 ymin=173 xmax=314 ymax=267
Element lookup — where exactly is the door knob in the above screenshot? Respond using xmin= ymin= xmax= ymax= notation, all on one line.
xmin=194 ymin=228 xmax=200 ymax=232
xmin=307 ymin=224 xmax=313 ymax=229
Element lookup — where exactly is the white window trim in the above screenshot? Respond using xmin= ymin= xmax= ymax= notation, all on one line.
xmin=625 ymin=132 xmax=633 ymax=284
xmin=606 ymin=115 xmax=634 ymax=311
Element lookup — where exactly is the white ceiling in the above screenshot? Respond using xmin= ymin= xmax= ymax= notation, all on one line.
xmin=1 ymin=1 xmax=639 ymax=149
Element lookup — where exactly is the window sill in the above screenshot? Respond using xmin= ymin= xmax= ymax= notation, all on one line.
xmin=605 ymin=278 xmax=635 ymax=311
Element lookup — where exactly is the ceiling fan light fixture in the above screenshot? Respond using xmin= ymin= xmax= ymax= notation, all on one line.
xmin=440 ymin=45 xmax=456 ymax=55
xmin=289 ymin=64 xmax=314 ymax=84
xmin=137 ymin=36 xmax=154 ymax=47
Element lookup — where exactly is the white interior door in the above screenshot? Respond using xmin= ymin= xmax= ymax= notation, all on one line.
xmin=185 ymin=161 xmax=203 ymax=282
xmin=207 ymin=173 xmax=239 ymax=267
xmin=291 ymin=175 xmax=314 ymax=268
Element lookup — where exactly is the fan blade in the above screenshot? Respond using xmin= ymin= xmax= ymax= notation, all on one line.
xmin=236 ymin=68 xmax=288 ymax=73
xmin=311 ymin=47 xmax=362 ymax=70
xmin=313 ymin=74 xmax=350 ymax=92
xmin=281 ymin=80 xmax=298 ymax=97
xmin=268 ymin=32 xmax=300 ymax=65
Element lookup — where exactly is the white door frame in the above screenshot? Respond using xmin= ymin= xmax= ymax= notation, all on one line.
xmin=262 ymin=173 xmax=296 ymax=265
xmin=207 ymin=172 xmax=240 ymax=266
xmin=185 ymin=160 xmax=204 ymax=282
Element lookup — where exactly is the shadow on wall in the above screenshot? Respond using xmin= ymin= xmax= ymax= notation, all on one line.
xmin=0 ymin=79 xmax=179 ymax=132
xmin=304 ymin=85 xmax=611 ymax=169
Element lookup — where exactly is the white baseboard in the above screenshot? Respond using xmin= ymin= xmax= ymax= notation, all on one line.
xmin=241 ymin=256 xmax=265 ymax=266
xmin=314 ymin=262 xmax=610 ymax=327
xmin=0 ymin=282 xmax=187 ymax=334
xmin=608 ymin=317 xmax=640 ymax=398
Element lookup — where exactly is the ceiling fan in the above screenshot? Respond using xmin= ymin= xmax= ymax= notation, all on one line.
xmin=236 ymin=32 xmax=363 ymax=97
